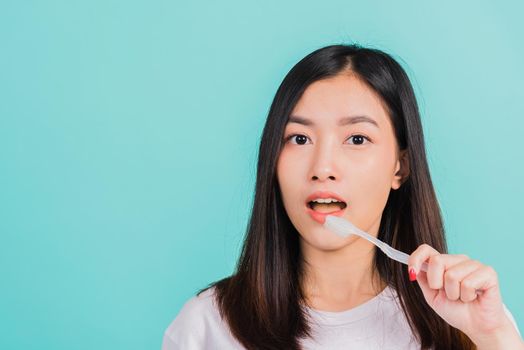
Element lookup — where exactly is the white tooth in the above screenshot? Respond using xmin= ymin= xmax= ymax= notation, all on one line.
xmin=312 ymin=198 xmax=340 ymax=204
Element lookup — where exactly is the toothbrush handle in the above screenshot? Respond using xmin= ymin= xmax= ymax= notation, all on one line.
xmin=382 ymin=244 xmax=429 ymax=272
xmin=348 ymin=223 xmax=429 ymax=272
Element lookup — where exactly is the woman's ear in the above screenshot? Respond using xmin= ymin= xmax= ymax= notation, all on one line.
xmin=391 ymin=149 xmax=410 ymax=190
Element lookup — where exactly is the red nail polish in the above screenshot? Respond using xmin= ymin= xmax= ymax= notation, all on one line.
xmin=409 ymin=268 xmax=417 ymax=282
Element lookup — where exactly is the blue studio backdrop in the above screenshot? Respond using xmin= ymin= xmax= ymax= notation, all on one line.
xmin=1 ymin=1 xmax=523 ymax=349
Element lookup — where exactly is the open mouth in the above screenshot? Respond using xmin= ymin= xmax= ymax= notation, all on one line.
xmin=304 ymin=191 xmax=348 ymax=224
xmin=307 ymin=201 xmax=347 ymax=213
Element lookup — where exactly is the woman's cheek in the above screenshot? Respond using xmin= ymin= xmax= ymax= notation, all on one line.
xmin=347 ymin=170 xmax=390 ymax=226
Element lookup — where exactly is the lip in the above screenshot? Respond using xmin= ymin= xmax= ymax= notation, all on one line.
xmin=305 ymin=190 xmax=347 ymax=204
xmin=306 ymin=206 xmax=346 ymax=224
xmin=305 ymin=190 xmax=348 ymax=224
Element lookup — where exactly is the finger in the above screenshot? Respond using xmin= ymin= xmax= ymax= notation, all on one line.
xmin=426 ymin=254 xmax=470 ymax=290
xmin=408 ymin=244 xmax=466 ymax=288
xmin=443 ymin=259 xmax=481 ymax=301
xmin=408 ymin=243 xmax=440 ymax=276
xmin=460 ymin=265 xmax=498 ymax=303
xmin=413 ymin=268 xmax=439 ymax=304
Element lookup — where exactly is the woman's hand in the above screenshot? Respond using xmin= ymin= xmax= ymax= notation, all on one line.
xmin=408 ymin=244 xmax=524 ymax=349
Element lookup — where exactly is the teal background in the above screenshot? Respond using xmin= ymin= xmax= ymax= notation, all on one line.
xmin=1 ymin=0 xmax=523 ymax=348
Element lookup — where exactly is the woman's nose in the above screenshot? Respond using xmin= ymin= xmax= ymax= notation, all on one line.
xmin=312 ymin=173 xmax=336 ymax=181
xmin=309 ymin=143 xmax=340 ymax=182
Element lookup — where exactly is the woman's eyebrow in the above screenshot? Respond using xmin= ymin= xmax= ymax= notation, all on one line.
xmin=288 ymin=115 xmax=379 ymax=128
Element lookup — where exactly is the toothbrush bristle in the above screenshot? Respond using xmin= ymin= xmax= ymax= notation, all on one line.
xmin=324 ymin=215 xmax=355 ymax=237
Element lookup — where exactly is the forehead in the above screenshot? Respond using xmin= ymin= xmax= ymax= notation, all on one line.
xmin=289 ymin=73 xmax=391 ymax=129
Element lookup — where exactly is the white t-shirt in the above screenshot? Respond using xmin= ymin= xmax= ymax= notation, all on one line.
xmin=162 ymin=285 xmax=521 ymax=349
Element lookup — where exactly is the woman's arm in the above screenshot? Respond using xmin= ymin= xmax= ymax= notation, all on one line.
xmin=408 ymin=244 xmax=524 ymax=350
xmin=472 ymin=317 xmax=524 ymax=350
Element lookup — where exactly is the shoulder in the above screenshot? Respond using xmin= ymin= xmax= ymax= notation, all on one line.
xmin=161 ymin=287 xmax=219 ymax=349
xmin=162 ymin=287 xmax=244 ymax=350
xmin=385 ymin=286 xmax=522 ymax=341
xmin=503 ymin=303 xmax=521 ymax=337
xmin=174 ymin=287 xmax=219 ymax=323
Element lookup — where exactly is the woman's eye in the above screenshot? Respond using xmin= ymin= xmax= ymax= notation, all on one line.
xmin=285 ymin=134 xmax=310 ymax=145
xmin=284 ymin=134 xmax=370 ymax=146
xmin=347 ymin=135 xmax=370 ymax=145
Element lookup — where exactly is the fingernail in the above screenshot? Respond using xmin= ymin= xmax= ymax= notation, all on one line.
xmin=409 ymin=268 xmax=417 ymax=282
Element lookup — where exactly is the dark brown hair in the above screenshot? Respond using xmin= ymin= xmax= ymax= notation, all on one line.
xmin=200 ymin=44 xmax=476 ymax=349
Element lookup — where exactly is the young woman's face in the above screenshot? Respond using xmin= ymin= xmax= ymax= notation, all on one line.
xmin=276 ymin=73 xmax=407 ymax=250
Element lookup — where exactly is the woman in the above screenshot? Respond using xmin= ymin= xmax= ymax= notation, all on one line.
xmin=162 ymin=44 xmax=523 ymax=349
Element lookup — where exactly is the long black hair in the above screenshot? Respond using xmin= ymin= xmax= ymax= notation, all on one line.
xmin=200 ymin=43 xmax=475 ymax=349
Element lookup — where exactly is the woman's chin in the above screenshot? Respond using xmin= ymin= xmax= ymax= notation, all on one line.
xmin=299 ymin=227 xmax=358 ymax=251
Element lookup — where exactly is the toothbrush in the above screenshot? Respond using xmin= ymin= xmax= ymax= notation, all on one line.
xmin=324 ymin=215 xmax=429 ymax=272
xmin=324 ymin=215 xmax=485 ymax=295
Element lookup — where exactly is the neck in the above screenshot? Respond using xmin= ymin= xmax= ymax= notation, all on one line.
xmin=299 ymin=221 xmax=387 ymax=312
